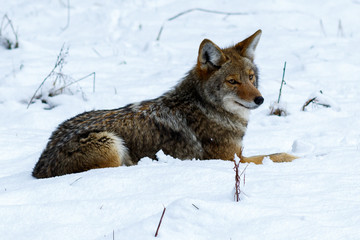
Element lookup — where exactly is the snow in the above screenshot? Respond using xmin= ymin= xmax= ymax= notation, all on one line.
xmin=1 ymin=0 xmax=360 ymax=239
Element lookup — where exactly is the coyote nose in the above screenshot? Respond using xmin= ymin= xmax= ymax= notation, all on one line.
xmin=254 ymin=96 xmax=264 ymax=105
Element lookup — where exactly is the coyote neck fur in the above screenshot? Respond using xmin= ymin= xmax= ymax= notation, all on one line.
xmin=170 ymin=69 xmax=249 ymax=129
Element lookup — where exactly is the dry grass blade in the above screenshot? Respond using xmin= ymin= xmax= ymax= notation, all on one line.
xmin=27 ymin=43 xmax=69 ymax=108
xmin=0 ymin=14 xmax=19 ymax=49
xmin=156 ymin=8 xmax=254 ymax=41
xmin=155 ymin=206 xmax=166 ymax=237
xmin=53 ymin=72 xmax=96 ymax=95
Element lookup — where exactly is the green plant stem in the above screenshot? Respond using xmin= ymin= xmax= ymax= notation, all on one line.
xmin=277 ymin=61 xmax=287 ymax=104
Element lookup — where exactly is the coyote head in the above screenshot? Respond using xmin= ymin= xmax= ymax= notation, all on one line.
xmin=195 ymin=30 xmax=263 ymax=113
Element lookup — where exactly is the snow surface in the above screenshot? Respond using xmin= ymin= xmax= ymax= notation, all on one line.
xmin=1 ymin=0 xmax=360 ymax=239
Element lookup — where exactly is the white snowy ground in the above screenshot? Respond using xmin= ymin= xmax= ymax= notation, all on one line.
xmin=1 ymin=0 xmax=360 ymax=239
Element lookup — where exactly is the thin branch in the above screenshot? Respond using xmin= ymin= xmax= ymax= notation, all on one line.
xmin=93 ymin=72 xmax=96 ymax=93
xmin=156 ymin=26 xmax=164 ymax=42
xmin=277 ymin=61 xmax=287 ymax=103
xmin=319 ymin=19 xmax=326 ymax=37
xmin=155 ymin=206 xmax=166 ymax=237
xmin=316 ymin=102 xmax=331 ymax=108
xmin=301 ymin=97 xmax=316 ymax=111
xmin=302 ymin=96 xmax=331 ymax=111
xmin=192 ymin=204 xmax=199 ymax=210
xmin=168 ymin=8 xmax=251 ymax=21
xmin=53 ymin=72 xmax=96 ymax=94
xmin=239 ymin=163 xmax=250 ymax=178
xmin=269 ymin=62 xmax=289 ymax=116
xmin=233 ymin=151 xmax=249 ymax=202
xmin=337 ymin=19 xmax=344 ymax=37
xmin=61 ymin=0 xmax=71 ymax=31
xmin=92 ymin=47 xmax=102 ymax=57
xmin=69 ymin=177 xmax=82 ymax=186
xmin=156 ymin=8 xmax=253 ymax=41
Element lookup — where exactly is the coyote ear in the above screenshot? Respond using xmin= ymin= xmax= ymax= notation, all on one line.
xmin=197 ymin=39 xmax=227 ymax=72
xmin=235 ymin=29 xmax=262 ymax=61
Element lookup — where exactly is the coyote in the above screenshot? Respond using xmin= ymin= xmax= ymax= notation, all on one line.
xmin=32 ymin=30 xmax=297 ymax=178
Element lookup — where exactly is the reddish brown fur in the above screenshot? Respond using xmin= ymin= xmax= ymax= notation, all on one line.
xmin=224 ymin=73 xmax=262 ymax=102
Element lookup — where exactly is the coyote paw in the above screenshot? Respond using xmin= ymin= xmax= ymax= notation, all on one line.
xmin=269 ymin=153 xmax=298 ymax=163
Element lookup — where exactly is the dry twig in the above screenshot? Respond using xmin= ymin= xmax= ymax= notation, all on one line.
xmin=301 ymin=91 xmax=331 ymax=111
xmin=233 ymin=152 xmax=249 ymax=202
xmin=337 ymin=19 xmax=344 ymax=37
xmin=53 ymin=72 xmax=96 ymax=95
xmin=156 ymin=8 xmax=253 ymax=41
xmin=61 ymin=0 xmax=71 ymax=31
xmin=69 ymin=177 xmax=82 ymax=186
xmin=155 ymin=206 xmax=166 ymax=237
xmin=192 ymin=204 xmax=199 ymax=210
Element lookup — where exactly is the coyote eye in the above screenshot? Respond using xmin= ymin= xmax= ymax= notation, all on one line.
xmin=249 ymin=74 xmax=254 ymax=81
xmin=228 ymin=79 xmax=237 ymax=84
